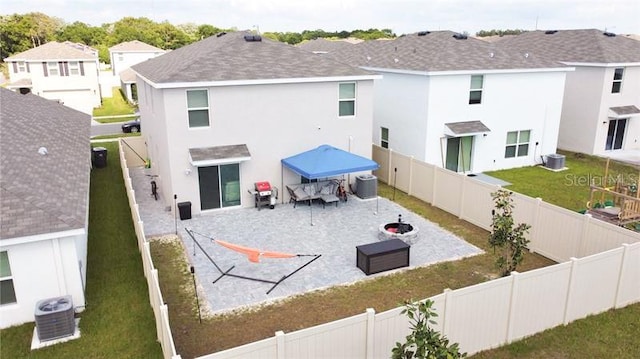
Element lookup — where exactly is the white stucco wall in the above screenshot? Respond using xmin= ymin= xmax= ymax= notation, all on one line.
xmin=559 ymin=65 xmax=640 ymax=155
xmin=371 ymin=72 xmax=429 ymax=158
xmin=372 ymin=69 xmax=567 ymax=173
xmin=0 ymin=232 xmax=87 ymax=328
xmin=138 ymin=79 xmax=375 ymax=214
xmin=110 ymin=51 xmax=164 ymax=75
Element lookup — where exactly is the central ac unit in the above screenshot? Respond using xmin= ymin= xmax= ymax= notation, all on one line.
xmin=545 ymin=154 xmax=566 ymax=170
xmin=34 ymin=295 xmax=75 ymax=341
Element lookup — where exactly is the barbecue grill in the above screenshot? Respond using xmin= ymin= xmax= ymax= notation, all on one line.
xmin=251 ymin=181 xmax=278 ymax=210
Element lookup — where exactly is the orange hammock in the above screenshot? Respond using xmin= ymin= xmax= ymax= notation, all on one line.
xmin=214 ymin=239 xmax=296 ymax=263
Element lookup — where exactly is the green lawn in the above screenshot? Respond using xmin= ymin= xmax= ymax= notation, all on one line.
xmin=486 ymin=150 xmax=639 ymax=211
xmin=92 ymin=132 xmax=141 ymax=140
xmin=0 ymin=142 xmax=162 ymax=359
xmin=93 ymin=87 xmax=136 ymax=118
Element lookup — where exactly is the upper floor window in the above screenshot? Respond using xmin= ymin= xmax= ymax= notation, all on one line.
xmin=69 ymin=61 xmax=80 ymax=76
xmin=17 ymin=61 xmax=26 ymax=72
xmin=339 ymin=83 xmax=356 ymax=117
xmin=0 ymin=251 xmax=17 ymax=305
xmin=469 ymin=75 xmax=483 ymax=104
xmin=47 ymin=62 xmax=59 ymax=76
xmin=505 ymin=130 xmax=530 ymax=158
xmin=612 ymin=68 xmax=624 ymax=93
xmin=381 ymin=127 xmax=389 ymax=148
xmin=187 ymin=89 xmax=209 ymax=128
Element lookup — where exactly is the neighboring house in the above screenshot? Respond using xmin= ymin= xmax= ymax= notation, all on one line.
xmin=297 ymin=37 xmax=361 ymax=54
xmin=132 ymin=31 xmax=379 ymax=214
xmin=326 ymin=31 xmax=572 ymax=173
xmin=4 ymin=41 xmax=101 ymax=115
xmin=497 ymin=29 xmax=640 ymax=156
xmin=0 ymin=88 xmax=91 ymax=328
xmin=109 ymin=40 xmax=165 ymax=103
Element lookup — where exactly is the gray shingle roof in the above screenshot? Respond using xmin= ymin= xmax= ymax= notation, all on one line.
xmin=326 ymin=31 xmax=565 ymax=72
xmin=4 ymin=41 xmax=98 ymax=61
xmin=610 ymin=105 xmax=640 ymax=116
xmin=132 ymin=31 xmax=373 ymax=84
xmin=495 ymin=29 xmax=640 ymax=63
xmin=297 ymin=38 xmax=359 ymax=53
xmin=109 ymin=40 xmax=164 ymax=52
xmin=0 ymin=88 xmax=91 ymax=240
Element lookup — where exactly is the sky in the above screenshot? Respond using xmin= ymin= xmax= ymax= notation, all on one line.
xmin=4 ymin=0 xmax=640 ymax=35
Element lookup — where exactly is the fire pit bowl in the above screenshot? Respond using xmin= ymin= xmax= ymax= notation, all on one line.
xmin=378 ymin=214 xmax=419 ymax=244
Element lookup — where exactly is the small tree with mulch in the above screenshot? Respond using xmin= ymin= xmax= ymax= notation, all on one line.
xmin=489 ymin=189 xmax=531 ymax=277
xmin=392 ymin=299 xmax=466 ymax=359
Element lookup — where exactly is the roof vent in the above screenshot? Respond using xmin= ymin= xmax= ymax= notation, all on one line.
xmin=489 ymin=52 xmax=494 ymax=58
xmin=394 ymin=58 xmax=399 ymax=63
xmin=417 ymin=31 xmax=430 ymax=36
xmin=524 ymin=53 xmax=529 ymax=58
xmin=244 ymin=35 xmax=262 ymax=42
xmin=544 ymin=30 xmax=558 ymax=35
xmin=216 ymin=32 xmax=227 ymax=37
xmin=38 ymin=147 xmax=48 ymax=156
xmin=452 ymin=33 xmax=468 ymax=40
xmin=603 ymin=31 xmax=616 ymax=37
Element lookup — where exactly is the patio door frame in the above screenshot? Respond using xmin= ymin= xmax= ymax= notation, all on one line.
xmin=605 ymin=118 xmax=627 ymax=151
xmin=198 ymin=163 xmax=241 ymax=211
xmin=445 ymin=136 xmax=474 ymax=173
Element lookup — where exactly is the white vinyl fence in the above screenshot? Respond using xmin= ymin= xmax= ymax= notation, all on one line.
xmin=119 ymin=139 xmax=181 ymax=359
xmin=121 ymin=141 xmax=639 ymax=358
xmin=198 ymin=243 xmax=639 ymax=358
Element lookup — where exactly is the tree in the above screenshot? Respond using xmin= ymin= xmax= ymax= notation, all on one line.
xmin=392 ymin=299 xmax=466 ymax=359
xmin=488 ymin=189 xmax=531 ymax=276
xmin=56 ymin=21 xmax=107 ymax=46
xmin=196 ymin=24 xmax=224 ymax=39
xmin=0 ymin=13 xmax=62 ymax=58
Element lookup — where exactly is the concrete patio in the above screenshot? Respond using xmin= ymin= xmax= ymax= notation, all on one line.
xmin=130 ymin=167 xmax=483 ymax=315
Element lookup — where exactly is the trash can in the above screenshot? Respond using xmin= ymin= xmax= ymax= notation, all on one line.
xmin=177 ymin=201 xmax=192 ymax=220
xmin=92 ymin=147 xmax=107 ymax=168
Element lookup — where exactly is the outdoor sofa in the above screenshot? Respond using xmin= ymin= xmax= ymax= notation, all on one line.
xmin=286 ymin=180 xmax=339 ymax=208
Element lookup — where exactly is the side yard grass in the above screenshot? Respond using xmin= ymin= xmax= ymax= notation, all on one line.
xmin=486 ymin=150 xmax=639 ymax=211
xmin=93 ymin=87 xmax=136 ymax=119
xmin=0 ymin=141 xmax=162 ymax=359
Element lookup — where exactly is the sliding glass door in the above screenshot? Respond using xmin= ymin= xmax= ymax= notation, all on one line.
xmin=198 ymin=163 xmax=240 ymax=210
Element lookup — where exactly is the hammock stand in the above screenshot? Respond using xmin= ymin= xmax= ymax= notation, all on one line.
xmin=185 ymin=228 xmax=321 ymax=295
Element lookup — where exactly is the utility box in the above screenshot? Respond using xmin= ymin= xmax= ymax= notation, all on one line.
xmin=92 ymin=147 xmax=107 ymax=168
xmin=545 ymin=154 xmax=566 ymax=170
xmin=178 ymin=201 xmax=192 ymax=220
xmin=356 ymin=174 xmax=377 ymax=199
xmin=356 ymin=239 xmax=410 ymax=275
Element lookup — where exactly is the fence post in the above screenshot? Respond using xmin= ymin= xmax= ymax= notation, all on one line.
xmin=505 ymin=271 xmax=520 ymax=343
xmin=614 ymin=243 xmax=630 ymax=308
xmin=563 ymin=257 xmax=579 ymax=325
xmin=365 ymin=308 xmax=376 ymax=359
xmin=407 ymin=156 xmax=414 ymax=196
xmin=275 ymin=330 xmax=286 ymax=359
xmin=387 ymin=148 xmax=393 ymax=184
xmin=528 ymin=197 xmax=543 ymax=253
xmin=576 ymin=213 xmax=592 ymax=257
xmin=458 ymin=175 xmax=467 ymax=220
xmin=441 ymin=288 xmax=453 ymax=336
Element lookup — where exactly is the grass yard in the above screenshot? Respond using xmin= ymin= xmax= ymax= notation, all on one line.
xmin=92 ymin=132 xmax=141 ymax=140
xmin=0 ymin=142 xmax=162 ymax=359
xmin=473 ymin=302 xmax=640 ymax=358
xmin=486 ymin=150 xmax=640 ymax=211
xmin=150 ymin=183 xmax=556 ymax=358
xmin=93 ymin=87 xmax=136 ymax=119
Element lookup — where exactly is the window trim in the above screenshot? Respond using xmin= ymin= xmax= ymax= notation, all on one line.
xmin=0 ymin=251 xmax=17 ymax=306
xmin=47 ymin=61 xmax=59 ymax=76
xmin=469 ymin=75 xmax=483 ymax=105
xmin=338 ymin=82 xmax=356 ymax=117
xmin=505 ymin=130 xmax=531 ymax=158
xmin=186 ymin=89 xmax=210 ymax=128
xmin=17 ymin=61 xmax=26 ymax=72
xmin=612 ymin=67 xmax=624 ymax=94
xmin=68 ymin=61 xmax=80 ymax=76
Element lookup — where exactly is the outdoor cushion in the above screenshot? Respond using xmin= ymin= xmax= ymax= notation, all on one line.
xmin=293 ymin=187 xmax=308 ymax=200
xmin=320 ymin=184 xmax=334 ymax=195
xmin=303 ymin=185 xmax=316 ymax=196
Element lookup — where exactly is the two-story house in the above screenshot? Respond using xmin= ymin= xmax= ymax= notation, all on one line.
xmin=4 ymin=41 xmax=101 ymax=115
xmin=497 ymin=29 xmax=640 ymax=157
xmin=327 ymin=31 xmax=572 ymax=173
xmin=109 ymin=40 xmax=166 ymax=103
xmin=0 ymin=88 xmax=90 ymax=328
xmin=131 ymin=31 xmax=379 ymax=214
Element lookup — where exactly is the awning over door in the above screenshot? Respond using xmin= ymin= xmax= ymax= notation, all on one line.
xmin=189 ymin=144 xmax=251 ymax=167
xmin=444 ymin=121 xmax=490 ymax=136
xmin=609 ymin=105 xmax=640 ymax=119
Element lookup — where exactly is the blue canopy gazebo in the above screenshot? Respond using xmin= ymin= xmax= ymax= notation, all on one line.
xmin=281 ymin=144 xmax=379 ymax=224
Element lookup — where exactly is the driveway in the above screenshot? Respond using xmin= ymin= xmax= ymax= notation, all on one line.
xmin=91 ymin=121 xmax=126 ymax=137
